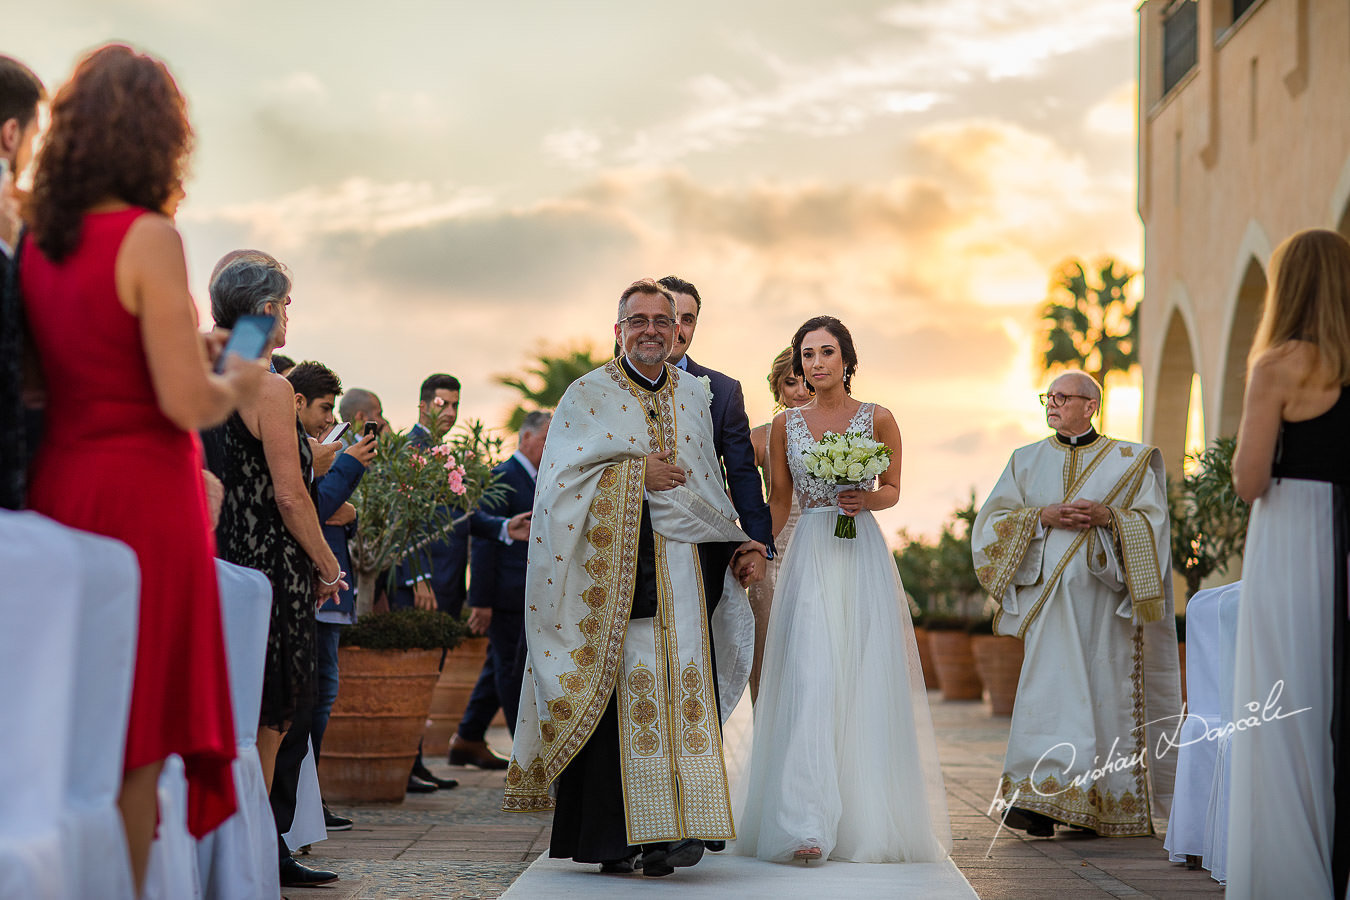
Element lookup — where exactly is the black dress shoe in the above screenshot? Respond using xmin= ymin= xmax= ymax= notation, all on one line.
xmin=323 ymin=804 xmax=353 ymax=831
xmin=1003 ymin=806 xmax=1055 ymax=837
xmin=411 ymin=762 xmax=459 ymax=789
xmin=599 ymin=851 xmax=641 ymax=874
xmin=641 ymin=839 xmax=703 ymax=877
xmin=406 ymin=773 xmax=439 ymax=794
xmin=704 ymin=840 xmax=726 ymax=852
xmin=279 ymin=856 xmax=338 ymax=887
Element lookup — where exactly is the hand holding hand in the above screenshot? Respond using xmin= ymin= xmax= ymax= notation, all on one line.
xmin=1040 ymin=503 xmax=1093 ymax=530
xmin=506 ymin=511 xmax=532 ymax=541
xmin=467 ymin=607 xmax=492 ymax=635
xmin=644 ymin=450 xmax=687 ymax=491
xmin=1068 ymin=499 xmax=1111 ymax=528
xmin=731 ymin=540 xmax=768 ymax=586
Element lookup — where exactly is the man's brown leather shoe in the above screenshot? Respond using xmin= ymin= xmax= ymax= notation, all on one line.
xmin=449 ymin=733 xmax=510 ymax=769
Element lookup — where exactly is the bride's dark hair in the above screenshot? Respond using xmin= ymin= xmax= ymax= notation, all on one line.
xmin=790 ymin=315 xmax=858 ymax=394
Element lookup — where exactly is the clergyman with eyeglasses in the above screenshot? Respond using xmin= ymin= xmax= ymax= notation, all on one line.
xmin=970 ymin=370 xmax=1182 ymax=839
xmin=503 ymin=277 xmax=757 ymax=878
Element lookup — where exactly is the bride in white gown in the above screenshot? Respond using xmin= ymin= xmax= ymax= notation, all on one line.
xmin=736 ymin=315 xmax=951 ymax=864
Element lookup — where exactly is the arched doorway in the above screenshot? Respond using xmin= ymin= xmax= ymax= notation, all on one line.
xmin=1152 ymin=307 xmax=1199 ymax=479
xmin=1217 ymin=259 xmax=1267 ymax=438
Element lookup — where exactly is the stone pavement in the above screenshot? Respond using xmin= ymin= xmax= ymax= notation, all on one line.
xmin=296 ymin=696 xmax=1226 ymax=899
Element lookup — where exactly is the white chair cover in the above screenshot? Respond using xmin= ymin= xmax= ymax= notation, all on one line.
xmin=0 ymin=512 xmax=86 ymax=900
xmin=283 ymin=740 xmax=328 ymax=851
xmin=196 ymin=560 xmax=279 ymax=900
xmin=60 ymin=524 xmax=140 ymax=900
xmin=143 ymin=756 xmax=202 ymax=900
xmin=1200 ymin=581 xmax=1242 ymax=883
xmin=1164 ymin=583 xmax=1227 ymax=862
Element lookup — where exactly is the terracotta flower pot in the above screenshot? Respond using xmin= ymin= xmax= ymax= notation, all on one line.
xmin=970 ymin=634 xmax=1025 ymax=716
xmin=912 ymin=626 xmax=940 ymax=690
xmin=927 ymin=630 xmax=983 ymax=701
xmin=423 ymin=636 xmax=493 ymax=755
xmin=318 ymin=647 xmax=443 ymax=803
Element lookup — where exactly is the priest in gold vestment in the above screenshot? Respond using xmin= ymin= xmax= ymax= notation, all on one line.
xmin=972 ymin=371 xmax=1182 ymax=837
xmin=503 ymin=279 xmax=754 ymax=877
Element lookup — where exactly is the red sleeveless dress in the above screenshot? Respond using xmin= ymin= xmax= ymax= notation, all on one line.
xmin=20 ymin=208 xmax=237 ymax=837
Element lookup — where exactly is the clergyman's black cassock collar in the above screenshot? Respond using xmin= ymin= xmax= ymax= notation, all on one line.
xmin=1054 ymin=427 xmax=1100 ymax=448
xmin=620 ymin=355 xmax=669 ymax=392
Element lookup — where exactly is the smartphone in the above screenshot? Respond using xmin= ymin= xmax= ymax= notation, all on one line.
xmin=363 ymin=421 xmax=380 ymax=438
xmin=322 ymin=421 xmax=350 ymax=444
xmin=214 ymin=314 xmax=276 ymax=374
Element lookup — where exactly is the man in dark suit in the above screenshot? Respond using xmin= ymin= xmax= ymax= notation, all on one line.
xmin=0 ymin=57 xmax=45 ymax=511
xmin=658 ymin=276 xmax=773 ymax=583
xmin=451 ymin=410 xmax=549 ymax=768
xmin=391 ymin=374 xmax=530 ymax=616
xmin=390 ymin=373 xmax=530 ymax=788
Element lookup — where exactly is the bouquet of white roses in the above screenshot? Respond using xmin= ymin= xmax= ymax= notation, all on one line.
xmin=800 ymin=431 xmax=893 ymax=538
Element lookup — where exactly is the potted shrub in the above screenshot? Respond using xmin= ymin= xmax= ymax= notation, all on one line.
xmin=968 ymin=617 xmax=1023 ymax=715
xmin=924 ymin=611 xmax=984 ymax=701
xmin=320 ymin=609 xmax=465 ymax=803
xmin=349 ymin=419 xmax=507 ymax=618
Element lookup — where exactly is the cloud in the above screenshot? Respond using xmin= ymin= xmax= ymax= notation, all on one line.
xmin=1084 ymin=80 xmax=1137 ymax=139
xmin=542 ymin=127 xmax=606 ymax=169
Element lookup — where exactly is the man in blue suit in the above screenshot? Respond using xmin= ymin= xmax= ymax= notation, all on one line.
xmin=658 ymin=276 xmax=773 ymax=581
xmin=451 ymin=410 xmax=550 ymax=768
xmin=390 ymin=374 xmax=531 ymax=788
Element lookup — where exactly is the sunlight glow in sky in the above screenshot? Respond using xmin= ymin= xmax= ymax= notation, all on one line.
xmin=15 ymin=0 xmax=1144 ymax=540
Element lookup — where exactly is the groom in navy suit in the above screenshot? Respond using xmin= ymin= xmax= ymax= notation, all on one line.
xmin=452 ymin=410 xmax=551 ymax=766
xmin=658 ymin=276 xmax=774 ymax=582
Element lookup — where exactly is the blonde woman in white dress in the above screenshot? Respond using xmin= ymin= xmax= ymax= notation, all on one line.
xmin=737 ymin=315 xmax=950 ymax=864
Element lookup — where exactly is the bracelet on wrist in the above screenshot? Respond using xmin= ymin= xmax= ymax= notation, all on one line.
xmin=319 ymin=569 xmax=344 ymax=588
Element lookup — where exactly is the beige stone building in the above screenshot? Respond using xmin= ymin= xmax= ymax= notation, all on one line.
xmin=1138 ymin=0 xmax=1350 ymax=476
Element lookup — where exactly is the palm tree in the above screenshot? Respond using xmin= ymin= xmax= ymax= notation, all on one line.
xmin=496 ymin=345 xmax=609 ymax=431
xmin=1039 ymin=258 xmax=1139 ymax=424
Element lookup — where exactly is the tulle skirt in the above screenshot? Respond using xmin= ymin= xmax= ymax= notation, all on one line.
xmin=1227 ymin=478 xmax=1337 ymax=899
xmin=736 ymin=506 xmax=951 ymax=863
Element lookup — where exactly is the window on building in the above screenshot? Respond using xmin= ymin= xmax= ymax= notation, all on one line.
xmin=1232 ymin=0 xmax=1258 ymax=22
xmin=1163 ymin=0 xmax=1198 ymax=96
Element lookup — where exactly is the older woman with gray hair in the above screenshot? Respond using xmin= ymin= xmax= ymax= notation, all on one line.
xmin=202 ymin=249 xmax=346 ymax=886
xmin=200 ymin=250 xmax=342 ymax=797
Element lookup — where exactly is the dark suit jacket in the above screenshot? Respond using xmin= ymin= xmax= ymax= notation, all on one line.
xmin=392 ymin=422 xmax=508 ymax=617
xmin=680 ymin=356 xmax=774 ymax=553
xmin=467 ymin=454 xmax=535 ymax=614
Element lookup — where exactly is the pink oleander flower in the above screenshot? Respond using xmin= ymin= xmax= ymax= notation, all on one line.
xmin=431 ymin=444 xmax=453 ymax=458
xmin=447 ymin=468 xmax=465 ymax=495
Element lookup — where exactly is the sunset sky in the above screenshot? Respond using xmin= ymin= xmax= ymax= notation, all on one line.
xmin=16 ymin=0 xmax=1146 ymax=540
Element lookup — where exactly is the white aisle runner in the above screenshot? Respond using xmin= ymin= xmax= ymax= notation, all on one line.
xmin=502 ymin=696 xmax=977 ymax=900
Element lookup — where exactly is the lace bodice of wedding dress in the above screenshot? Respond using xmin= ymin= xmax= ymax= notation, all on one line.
xmin=784 ymin=403 xmax=874 ymax=509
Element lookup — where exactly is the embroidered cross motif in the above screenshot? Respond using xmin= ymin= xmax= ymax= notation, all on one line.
xmin=567 ymin=524 xmax=575 ymax=531
xmin=607 ymin=433 xmax=613 ymax=440
xmin=589 ymin=408 xmax=596 ymax=415
xmin=555 ymin=624 xmax=562 ymax=630
xmin=555 ymin=555 xmax=563 ymax=562
xmin=535 ymin=537 xmax=543 ymax=543
xmin=529 ymin=604 xmax=538 ymax=611
xmin=622 ymin=405 xmax=628 ymax=411
xmin=1120 ymin=446 xmax=1133 ymax=457
xmin=629 ymin=437 xmax=637 ymax=444
xmin=575 ymin=493 xmax=583 ymax=500
xmin=546 ymin=579 xmax=553 ymax=585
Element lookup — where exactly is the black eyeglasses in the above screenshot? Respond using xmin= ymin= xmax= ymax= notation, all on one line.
xmin=1039 ymin=392 xmax=1092 ymax=408
xmin=617 ymin=315 xmax=675 ymax=331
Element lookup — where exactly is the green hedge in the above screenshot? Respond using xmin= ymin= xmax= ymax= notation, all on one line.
xmin=338 ymin=609 xmax=465 ymax=651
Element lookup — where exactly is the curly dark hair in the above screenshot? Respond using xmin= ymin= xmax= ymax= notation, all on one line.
xmin=790 ymin=315 xmax=858 ymax=395
xmin=24 ymin=44 xmax=192 ymax=262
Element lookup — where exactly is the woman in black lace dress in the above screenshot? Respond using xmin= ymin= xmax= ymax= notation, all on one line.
xmin=200 ymin=250 xmax=343 ymax=790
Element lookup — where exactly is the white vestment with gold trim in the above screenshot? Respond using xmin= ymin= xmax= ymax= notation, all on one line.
xmin=972 ymin=435 xmax=1182 ymax=835
xmin=503 ymin=360 xmax=749 ymax=845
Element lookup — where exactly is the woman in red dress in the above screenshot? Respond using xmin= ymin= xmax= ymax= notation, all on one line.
xmin=20 ymin=45 xmax=263 ymax=892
